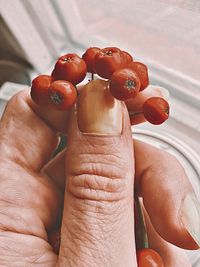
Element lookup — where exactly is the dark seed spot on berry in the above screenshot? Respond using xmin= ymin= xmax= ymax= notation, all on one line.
xmin=103 ymin=50 xmax=113 ymax=56
xmin=50 ymin=92 xmax=62 ymax=104
xmin=125 ymin=80 xmax=136 ymax=90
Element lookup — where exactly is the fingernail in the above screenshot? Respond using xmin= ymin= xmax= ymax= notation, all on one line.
xmin=147 ymin=85 xmax=170 ymax=100
xmin=181 ymin=193 xmax=200 ymax=246
xmin=77 ymin=79 xmax=123 ymax=135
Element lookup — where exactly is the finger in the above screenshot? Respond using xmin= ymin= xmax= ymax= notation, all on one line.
xmin=0 ymin=89 xmax=59 ymax=171
xmin=57 ymin=79 xmax=137 ymax=266
xmin=134 ymin=139 xmax=200 ymax=250
xmin=130 ymin=112 xmax=146 ymax=125
xmin=126 ymin=85 xmax=169 ymax=125
xmin=0 ymin=89 xmax=63 ymax=240
xmin=126 ymin=85 xmax=169 ymax=111
xmin=143 ymin=204 xmax=192 ymax=267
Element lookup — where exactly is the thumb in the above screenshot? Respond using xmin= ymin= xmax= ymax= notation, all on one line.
xmin=57 ymin=79 xmax=137 ymax=267
xmin=67 ymin=79 xmax=134 ymax=201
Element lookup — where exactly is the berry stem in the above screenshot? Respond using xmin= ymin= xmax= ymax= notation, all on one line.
xmin=91 ymin=72 xmax=94 ymax=80
xmin=135 ymin=194 xmax=149 ymax=249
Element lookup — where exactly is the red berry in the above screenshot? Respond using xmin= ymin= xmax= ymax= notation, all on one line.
xmin=82 ymin=47 xmax=101 ymax=73
xmin=128 ymin=61 xmax=149 ymax=91
xmin=51 ymin=53 xmax=87 ymax=85
xmin=109 ymin=68 xmax=140 ymax=100
xmin=121 ymin=51 xmax=133 ymax=64
xmin=48 ymin=80 xmax=77 ymax=110
xmin=31 ymin=75 xmax=53 ymax=105
xmin=143 ymin=97 xmax=169 ymax=125
xmin=137 ymin=249 xmax=164 ymax=267
xmin=94 ymin=47 xmax=125 ymax=79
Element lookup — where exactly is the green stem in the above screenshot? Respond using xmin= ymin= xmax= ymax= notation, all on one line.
xmin=135 ymin=194 xmax=149 ymax=249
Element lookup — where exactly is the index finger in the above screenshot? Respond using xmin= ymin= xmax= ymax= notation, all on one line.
xmin=0 ymin=89 xmax=61 ymax=171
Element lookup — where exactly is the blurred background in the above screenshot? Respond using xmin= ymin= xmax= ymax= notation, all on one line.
xmin=0 ymin=0 xmax=199 ymax=265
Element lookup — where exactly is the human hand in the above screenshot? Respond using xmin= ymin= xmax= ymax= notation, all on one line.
xmin=0 ymin=80 xmax=199 ymax=267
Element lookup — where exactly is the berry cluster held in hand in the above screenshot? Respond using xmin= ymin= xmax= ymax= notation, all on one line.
xmin=30 ymin=47 xmax=170 ymax=259
xmin=30 ymin=46 xmax=169 ymax=125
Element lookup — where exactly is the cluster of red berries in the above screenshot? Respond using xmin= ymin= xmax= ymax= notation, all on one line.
xmin=31 ymin=47 xmax=169 ymax=125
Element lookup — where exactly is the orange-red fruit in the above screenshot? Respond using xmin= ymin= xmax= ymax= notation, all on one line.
xmin=51 ymin=53 xmax=87 ymax=85
xmin=109 ymin=68 xmax=140 ymax=100
xmin=121 ymin=51 xmax=133 ymax=64
xmin=94 ymin=47 xmax=125 ymax=79
xmin=128 ymin=61 xmax=149 ymax=91
xmin=82 ymin=47 xmax=101 ymax=73
xmin=31 ymin=75 xmax=53 ymax=105
xmin=143 ymin=97 xmax=169 ymax=125
xmin=137 ymin=249 xmax=164 ymax=267
xmin=48 ymin=80 xmax=77 ymax=110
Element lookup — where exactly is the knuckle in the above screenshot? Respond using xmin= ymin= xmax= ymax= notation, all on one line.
xmin=66 ymin=135 xmax=133 ymax=202
xmin=67 ymin=154 xmax=130 ymax=202
xmin=68 ymin=173 xmax=126 ymax=202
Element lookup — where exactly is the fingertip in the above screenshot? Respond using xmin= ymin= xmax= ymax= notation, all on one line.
xmin=143 ymin=205 xmax=192 ymax=267
xmin=126 ymin=84 xmax=170 ymax=112
xmin=26 ymin=88 xmax=71 ymax=134
xmin=146 ymin=85 xmax=170 ymax=100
